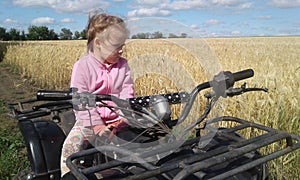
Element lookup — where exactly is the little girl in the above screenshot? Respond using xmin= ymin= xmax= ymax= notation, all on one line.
xmin=60 ymin=13 xmax=134 ymax=178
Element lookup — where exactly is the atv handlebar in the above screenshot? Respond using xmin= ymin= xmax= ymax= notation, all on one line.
xmin=232 ymin=69 xmax=254 ymax=82
xmin=13 ymin=69 xmax=258 ymax=125
xmin=36 ymin=89 xmax=75 ymax=101
xmin=31 ymin=69 xmax=257 ymax=126
xmin=36 ymin=69 xmax=254 ymax=102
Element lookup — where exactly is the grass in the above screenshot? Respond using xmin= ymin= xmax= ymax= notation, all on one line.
xmin=0 ymin=99 xmax=29 ymax=179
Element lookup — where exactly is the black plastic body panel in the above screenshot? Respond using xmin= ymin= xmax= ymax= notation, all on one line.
xmin=18 ymin=119 xmax=66 ymax=179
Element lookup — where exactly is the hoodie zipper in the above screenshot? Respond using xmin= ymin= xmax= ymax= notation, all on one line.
xmin=105 ymin=67 xmax=111 ymax=119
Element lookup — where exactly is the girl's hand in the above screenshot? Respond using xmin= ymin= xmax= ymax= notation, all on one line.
xmin=93 ymin=124 xmax=109 ymax=137
xmin=95 ymin=118 xmax=129 ymax=138
xmin=98 ymin=126 xmax=112 ymax=137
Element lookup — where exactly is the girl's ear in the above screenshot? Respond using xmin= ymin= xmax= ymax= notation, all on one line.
xmin=94 ymin=37 xmax=101 ymax=49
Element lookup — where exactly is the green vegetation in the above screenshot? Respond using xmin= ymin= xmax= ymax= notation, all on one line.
xmin=1 ymin=25 xmax=188 ymax=41
xmin=0 ymin=99 xmax=29 ymax=179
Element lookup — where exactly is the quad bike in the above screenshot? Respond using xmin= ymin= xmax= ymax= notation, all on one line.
xmin=9 ymin=69 xmax=300 ymax=180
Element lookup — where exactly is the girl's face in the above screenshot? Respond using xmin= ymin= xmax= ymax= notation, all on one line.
xmin=96 ymin=25 xmax=127 ymax=65
xmin=100 ymin=43 xmax=125 ymax=65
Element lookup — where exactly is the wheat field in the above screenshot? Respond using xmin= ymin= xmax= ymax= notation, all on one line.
xmin=1 ymin=37 xmax=299 ymax=179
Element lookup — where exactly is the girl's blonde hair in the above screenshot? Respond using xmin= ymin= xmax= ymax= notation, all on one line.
xmin=86 ymin=13 xmax=128 ymax=52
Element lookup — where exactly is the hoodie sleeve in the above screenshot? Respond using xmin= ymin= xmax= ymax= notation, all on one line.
xmin=120 ymin=61 xmax=134 ymax=99
xmin=70 ymin=60 xmax=103 ymax=125
xmin=70 ymin=61 xmax=88 ymax=93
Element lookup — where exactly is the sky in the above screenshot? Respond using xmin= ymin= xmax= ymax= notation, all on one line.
xmin=0 ymin=0 xmax=299 ymax=38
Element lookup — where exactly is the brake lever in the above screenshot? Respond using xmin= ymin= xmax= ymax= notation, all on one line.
xmin=226 ymin=83 xmax=268 ymax=97
xmin=204 ymin=83 xmax=268 ymax=98
xmin=243 ymin=87 xmax=268 ymax=93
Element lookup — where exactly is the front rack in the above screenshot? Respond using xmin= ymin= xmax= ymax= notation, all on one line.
xmin=66 ymin=116 xmax=300 ymax=180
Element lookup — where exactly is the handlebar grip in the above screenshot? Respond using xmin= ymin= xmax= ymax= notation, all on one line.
xmin=37 ymin=88 xmax=75 ymax=101
xmin=232 ymin=69 xmax=254 ymax=82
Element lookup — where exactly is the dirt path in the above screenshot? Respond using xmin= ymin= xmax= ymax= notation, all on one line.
xmin=0 ymin=64 xmax=36 ymax=103
xmin=0 ymin=63 xmax=37 ymax=129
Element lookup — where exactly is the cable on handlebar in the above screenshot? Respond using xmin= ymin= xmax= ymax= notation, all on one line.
xmin=176 ymin=69 xmax=255 ymax=125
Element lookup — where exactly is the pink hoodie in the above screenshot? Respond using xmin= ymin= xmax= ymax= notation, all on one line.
xmin=70 ymin=52 xmax=134 ymax=127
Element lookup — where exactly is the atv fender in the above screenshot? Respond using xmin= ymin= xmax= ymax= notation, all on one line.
xmin=18 ymin=119 xmax=66 ymax=179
